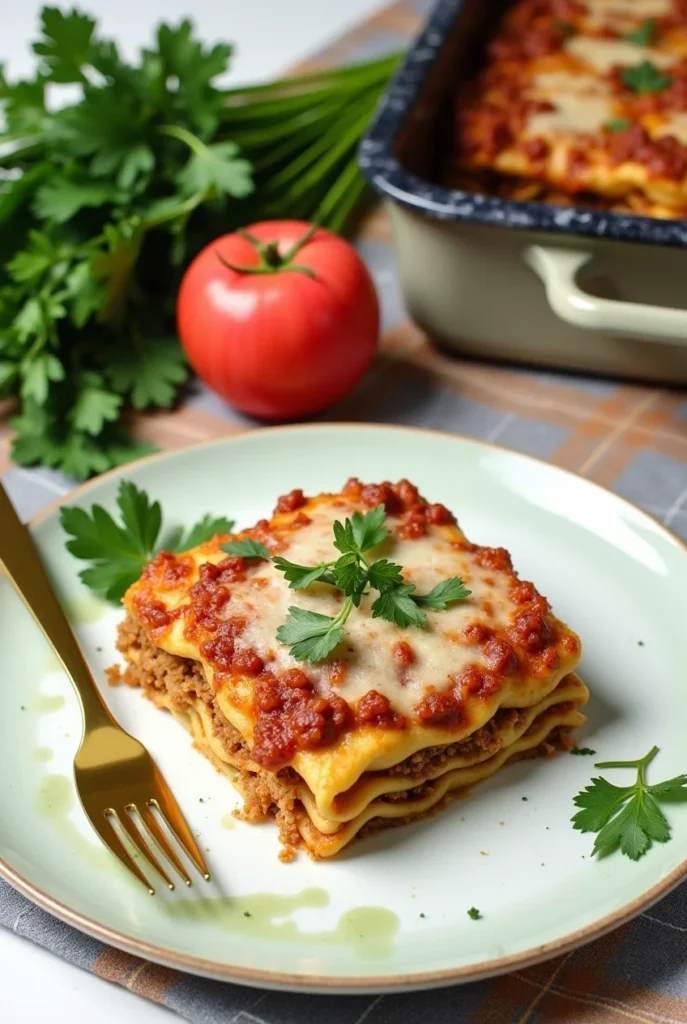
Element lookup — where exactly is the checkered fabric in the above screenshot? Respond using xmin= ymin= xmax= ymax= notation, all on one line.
xmin=3 ymin=2 xmax=687 ymax=1020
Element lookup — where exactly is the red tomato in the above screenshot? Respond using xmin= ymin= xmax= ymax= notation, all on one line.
xmin=176 ymin=220 xmax=379 ymax=419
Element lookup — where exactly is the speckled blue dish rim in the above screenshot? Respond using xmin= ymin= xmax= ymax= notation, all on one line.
xmin=359 ymin=0 xmax=687 ymax=248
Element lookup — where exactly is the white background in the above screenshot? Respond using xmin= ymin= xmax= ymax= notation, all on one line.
xmin=1 ymin=1 xmax=383 ymax=1021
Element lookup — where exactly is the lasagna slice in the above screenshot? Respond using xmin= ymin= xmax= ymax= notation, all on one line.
xmin=451 ymin=0 xmax=687 ymax=212
xmin=115 ymin=479 xmax=587 ymax=859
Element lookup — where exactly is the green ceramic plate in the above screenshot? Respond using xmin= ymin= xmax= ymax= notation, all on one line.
xmin=2 ymin=424 xmax=687 ymax=993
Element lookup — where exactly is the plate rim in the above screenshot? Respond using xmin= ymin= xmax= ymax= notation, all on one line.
xmin=2 ymin=421 xmax=687 ymax=992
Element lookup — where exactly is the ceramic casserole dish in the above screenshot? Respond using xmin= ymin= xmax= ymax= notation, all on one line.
xmin=359 ymin=0 xmax=687 ymax=383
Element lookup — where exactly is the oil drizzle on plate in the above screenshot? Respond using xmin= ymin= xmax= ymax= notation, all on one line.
xmin=32 ymin=694 xmax=65 ymax=713
xmin=65 ymin=593 xmax=108 ymax=626
xmin=163 ymin=889 xmax=399 ymax=959
xmin=34 ymin=777 xmax=399 ymax=958
xmin=35 ymin=774 xmax=120 ymax=874
xmin=41 ymin=652 xmax=62 ymax=675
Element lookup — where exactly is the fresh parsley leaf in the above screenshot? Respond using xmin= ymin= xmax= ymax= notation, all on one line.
xmin=467 ymin=907 xmax=482 ymax=920
xmin=65 ymin=259 xmax=105 ymax=328
xmin=371 ymin=584 xmax=426 ymax=629
xmin=176 ymin=140 xmax=253 ymax=202
xmin=177 ymin=516 xmax=234 ymax=551
xmin=61 ymin=481 xmax=161 ymax=600
xmin=70 ymin=377 xmax=122 ymax=435
xmin=572 ymin=776 xmax=632 ymax=834
xmin=12 ymin=297 xmax=45 ymax=344
xmin=221 ymin=538 xmax=270 ymax=559
xmin=52 ymin=88 xmax=152 ymax=184
xmin=605 ymin=118 xmax=633 ymax=133
xmin=21 ymin=353 xmax=65 ymax=404
xmin=270 ymin=502 xmax=470 ymax=659
xmin=276 ymin=606 xmax=344 ymax=662
xmin=333 ymin=506 xmax=389 ymax=555
xmin=625 ymin=18 xmax=656 ymax=46
xmin=0 ymin=71 xmax=47 ymax=136
xmin=351 ymin=504 xmax=389 ymax=552
xmin=647 ymin=773 xmax=687 ymax=795
xmin=154 ymin=20 xmax=233 ymax=135
xmin=620 ymin=60 xmax=672 ymax=94
xmin=33 ymin=178 xmax=119 ymax=223
xmin=106 ymin=335 xmax=188 ymax=409
xmin=55 ymin=433 xmax=112 ymax=478
xmin=115 ymin=480 xmax=163 ymax=555
xmin=332 ymin=551 xmax=368 ymax=597
xmin=332 ymin=516 xmax=357 ymax=555
xmin=0 ymin=167 xmax=51 ymax=228
xmin=572 ymin=747 xmax=687 ymax=860
xmin=366 ymin=558 xmax=404 ymax=591
xmin=0 ymin=361 xmax=18 ymax=394
xmin=272 ymin=557 xmax=334 ymax=590
xmin=61 ymin=480 xmax=235 ymax=601
xmin=413 ymin=577 xmax=471 ymax=609
xmin=570 ymin=746 xmax=597 ymax=756
xmin=6 ymin=230 xmax=60 ymax=284
xmin=32 ymin=8 xmax=96 ymax=83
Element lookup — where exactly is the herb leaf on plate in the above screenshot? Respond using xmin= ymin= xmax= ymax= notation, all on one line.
xmin=61 ymin=480 xmax=234 ymax=601
xmin=572 ymin=746 xmax=687 ymax=860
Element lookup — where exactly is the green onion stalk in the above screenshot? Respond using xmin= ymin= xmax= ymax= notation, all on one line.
xmin=218 ymin=53 xmax=401 ymax=233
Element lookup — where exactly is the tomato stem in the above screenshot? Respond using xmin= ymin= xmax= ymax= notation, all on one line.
xmin=215 ymin=222 xmax=319 ymax=278
xmin=235 ymin=227 xmax=263 ymax=246
xmin=280 ymin=221 xmax=319 ymax=263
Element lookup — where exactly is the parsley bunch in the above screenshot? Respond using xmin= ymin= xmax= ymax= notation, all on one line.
xmin=224 ymin=505 xmax=471 ymax=662
xmin=0 ymin=8 xmax=399 ymax=478
xmin=572 ymin=746 xmax=687 ymax=861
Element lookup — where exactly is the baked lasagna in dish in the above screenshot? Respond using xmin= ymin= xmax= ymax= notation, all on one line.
xmin=447 ymin=0 xmax=687 ymax=217
xmin=114 ymin=479 xmax=588 ymax=859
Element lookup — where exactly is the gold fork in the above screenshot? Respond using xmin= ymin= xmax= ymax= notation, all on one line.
xmin=0 ymin=481 xmax=211 ymax=894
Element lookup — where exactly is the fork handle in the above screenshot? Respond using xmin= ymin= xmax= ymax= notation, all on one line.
xmin=0 ymin=482 xmax=114 ymax=731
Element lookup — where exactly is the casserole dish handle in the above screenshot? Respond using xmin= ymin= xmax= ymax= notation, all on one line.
xmin=524 ymin=244 xmax=687 ymax=345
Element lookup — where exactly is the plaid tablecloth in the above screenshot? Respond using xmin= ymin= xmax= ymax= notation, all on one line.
xmin=4 ymin=1 xmax=687 ymax=1021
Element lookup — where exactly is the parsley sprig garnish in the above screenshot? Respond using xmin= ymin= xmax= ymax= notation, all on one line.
xmin=605 ymin=118 xmax=633 ymax=133
xmin=61 ymin=481 xmax=234 ymax=601
xmin=572 ymin=747 xmax=687 ymax=860
xmin=224 ymin=504 xmax=471 ymax=663
xmin=620 ymin=60 xmax=672 ymax=95
xmin=625 ymin=18 xmax=657 ymax=46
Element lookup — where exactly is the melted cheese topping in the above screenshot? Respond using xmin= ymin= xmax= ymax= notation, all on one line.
xmin=528 ymin=93 xmax=614 ymax=136
xmin=207 ymin=503 xmax=532 ymax=716
xmin=584 ymin=0 xmax=670 ymax=18
xmin=565 ymin=35 xmax=677 ymax=72
xmin=657 ymin=111 xmax=687 ymax=142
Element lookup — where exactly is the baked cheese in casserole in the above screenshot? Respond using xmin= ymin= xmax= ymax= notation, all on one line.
xmin=114 ymin=478 xmax=587 ymax=859
xmin=452 ymin=0 xmax=687 ymax=212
